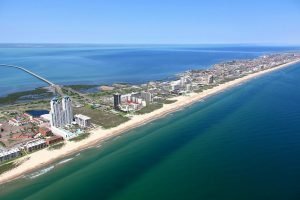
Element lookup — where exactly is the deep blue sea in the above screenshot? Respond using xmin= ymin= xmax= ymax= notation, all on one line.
xmin=1 ymin=45 xmax=300 ymax=200
xmin=1 ymin=44 xmax=300 ymax=97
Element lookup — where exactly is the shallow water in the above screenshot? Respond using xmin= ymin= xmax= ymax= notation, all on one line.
xmin=1 ymin=44 xmax=300 ymax=97
xmin=1 ymin=62 xmax=300 ymax=200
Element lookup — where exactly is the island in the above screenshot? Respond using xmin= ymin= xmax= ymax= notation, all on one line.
xmin=0 ymin=52 xmax=300 ymax=184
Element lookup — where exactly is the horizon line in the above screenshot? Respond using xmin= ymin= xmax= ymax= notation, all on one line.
xmin=0 ymin=42 xmax=300 ymax=47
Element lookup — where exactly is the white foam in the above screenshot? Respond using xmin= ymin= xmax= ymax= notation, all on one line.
xmin=26 ymin=165 xmax=55 ymax=179
xmin=56 ymin=157 xmax=74 ymax=165
xmin=113 ymin=136 xmax=121 ymax=140
xmin=75 ymin=153 xmax=81 ymax=157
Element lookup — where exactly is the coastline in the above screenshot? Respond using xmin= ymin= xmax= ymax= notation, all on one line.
xmin=0 ymin=59 xmax=299 ymax=185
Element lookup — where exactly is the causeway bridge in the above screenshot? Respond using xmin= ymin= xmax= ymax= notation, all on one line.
xmin=0 ymin=64 xmax=65 ymax=96
xmin=0 ymin=64 xmax=55 ymax=86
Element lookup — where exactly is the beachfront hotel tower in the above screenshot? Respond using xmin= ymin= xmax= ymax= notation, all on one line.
xmin=50 ymin=97 xmax=63 ymax=127
xmin=50 ymin=96 xmax=73 ymax=128
xmin=62 ymin=96 xmax=73 ymax=124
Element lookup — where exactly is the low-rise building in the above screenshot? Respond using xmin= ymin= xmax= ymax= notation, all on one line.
xmin=0 ymin=148 xmax=21 ymax=163
xmin=24 ymin=139 xmax=47 ymax=152
xmin=32 ymin=118 xmax=44 ymax=125
xmin=23 ymin=113 xmax=33 ymax=120
xmin=8 ymin=118 xmax=22 ymax=126
xmin=51 ymin=126 xmax=83 ymax=140
xmin=74 ymin=114 xmax=91 ymax=128
xmin=46 ymin=135 xmax=64 ymax=145
xmin=40 ymin=114 xmax=51 ymax=122
xmin=39 ymin=127 xmax=52 ymax=137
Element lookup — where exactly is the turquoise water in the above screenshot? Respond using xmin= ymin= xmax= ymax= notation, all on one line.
xmin=1 ymin=63 xmax=300 ymax=199
xmin=1 ymin=44 xmax=300 ymax=97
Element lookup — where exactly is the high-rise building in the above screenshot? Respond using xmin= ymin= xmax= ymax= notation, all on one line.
xmin=180 ymin=77 xmax=186 ymax=87
xmin=62 ymin=96 xmax=73 ymax=124
xmin=50 ymin=97 xmax=63 ymax=128
xmin=185 ymin=84 xmax=192 ymax=92
xmin=113 ymin=93 xmax=121 ymax=110
xmin=141 ymin=91 xmax=153 ymax=104
xmin=207 ymin=75 xmax=214 ymax=84
xmin=50 ymin=96 xmax=73 ymax=128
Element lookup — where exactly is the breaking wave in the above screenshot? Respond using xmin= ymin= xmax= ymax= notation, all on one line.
xmin=26 ymin=166 xmax=55 ymax=179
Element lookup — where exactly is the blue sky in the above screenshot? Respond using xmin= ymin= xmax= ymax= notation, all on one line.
xmin=0 ymin=0 xmax=299 ymax=44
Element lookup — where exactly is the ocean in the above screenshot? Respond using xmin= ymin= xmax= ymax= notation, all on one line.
xmin=1 ymin=44 xmax=300 ymax=97
xmin=0 ymin=51 xmax=300 ymax=199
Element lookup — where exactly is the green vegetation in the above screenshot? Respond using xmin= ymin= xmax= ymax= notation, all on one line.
xmin=89 ymin=90 xmax=116 ymax=97
xmin=61 ymin=88 xmax=80 ymax=97
xmin=0 ymin=141 xmax=6 ymax=147
xmin=113 ymin=82 xmax=129 ymax=86
xmin=202 ymin=85 xmax=215 ymax=90
xmin=0 ymin=88 xmax=53 ymax=105
xmin=74 ymin=106 xmax=129 ymax=129
xmin=89 ymin=87 xmax=142 ymax=98
xmin=136 ymin=103 xmax=163 ymax=114
xmin=120 ymin=88 xmax=143 ymax=94
xmin=218 ymin=77 xmax=238 ymax=84
xmin=194 ymin=85 xmax=216 ymax=93
xmin=0 ymin=117 xmax=7 ymax=121
xmin=70 ymin=133 xmax=90 ymax=142
xmin=26 ymin=100 xmax=49 ymax=105
xmin=48 ymin=142 xmax=65 ymax=150
xmin=0 ymin=161 xmax=19 ymax=175
xmin=163 ymin=99 xmax=177 ymax=104
xmin=66 ymin=85 xmax=98 ymax=91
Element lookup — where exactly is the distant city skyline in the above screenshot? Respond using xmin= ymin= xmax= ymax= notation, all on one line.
xmin=0 ymin=0 xmax=300 ymax=45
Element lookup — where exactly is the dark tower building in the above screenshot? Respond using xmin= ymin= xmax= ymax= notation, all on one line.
xmin=113 ymin=93 xmax=121 ymax=110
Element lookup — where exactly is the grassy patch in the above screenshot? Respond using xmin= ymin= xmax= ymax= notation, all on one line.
xmin=0 ymin=161 xmax=19 ymax=175
xmin=69 ymin=133 xmax=90 ymax=142
xmin=74 ymin=106 xmax=129 ymax=129
xmin=0 ymin=117 xmax=7 ymax=121
xmin=0 ymin=141 xmax=6 ymax=147
xmin=61 ymin=88 xmax=80 ymax=97
xmin=89 ymin=90 xmax=116 ymax=97
xmin=48 ymin=142 xmax=65 ymax=150
xmin=194 ymin=89 xmax=203 ymax=93
xmin=194 ymin=85 xmax=216 ymax=93
xmin=163 ymin=99 xmax=177 ymax=104
xmin=136 ymin=103 xmax=163 ymax=115
xmin=66 ymin=85 xmax=98 ymax=90
xmin=0 ymin=88 xmax=53 ymax=105
xmin=202 ymin=85 xmax=215 ymax=90
xmin=89 ymin=87 xmax=143 ymax=98
xmin=217 ymin=77 xmax=238 ymax=84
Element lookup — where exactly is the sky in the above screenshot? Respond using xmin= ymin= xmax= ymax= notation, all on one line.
xmin=0 ymin=0 xmax=300 ymax=44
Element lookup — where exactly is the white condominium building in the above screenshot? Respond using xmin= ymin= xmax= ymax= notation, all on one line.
xmin=50 ymin=96 xmax=73 ymax=128
xmin=50 ymin=97 xmax=64 ymax=127
xmin=141 ymin=91 xmax=153 ymax=103
xmin=62 ymin=96 xmax=73 ymax=124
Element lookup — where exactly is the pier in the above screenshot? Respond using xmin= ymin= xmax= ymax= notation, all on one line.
xmin=0 ymin=64 xmax=55 ymax=86
xmin=0 ymin=64 xmax=64 ymax=96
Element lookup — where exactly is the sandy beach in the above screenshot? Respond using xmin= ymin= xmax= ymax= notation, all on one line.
xmin=0 ymin=59 xmax=299 ymax=185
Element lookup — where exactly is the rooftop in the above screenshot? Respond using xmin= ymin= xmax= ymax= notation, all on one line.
xmin=74 ymin=114 xmax=91 ymax=120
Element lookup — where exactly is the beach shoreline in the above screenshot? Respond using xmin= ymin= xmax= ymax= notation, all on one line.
xmin=0 ymin=59 xmax=299 ymax=185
